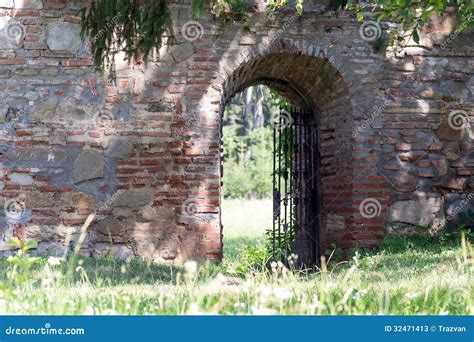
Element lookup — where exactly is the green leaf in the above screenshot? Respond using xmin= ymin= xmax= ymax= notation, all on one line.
xmin=23 ymin=240 xmax=37 ymax=251
xmin=412 ymin=29 xmax=420 ymax=44
xmin=7 ymin=237 xmax=22 ymax=248
xmin=357 ymin=13 xmax=364 ymax=22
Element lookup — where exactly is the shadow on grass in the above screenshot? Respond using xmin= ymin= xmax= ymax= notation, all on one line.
xmin=0 ymin=256 xmax=181 ymax=286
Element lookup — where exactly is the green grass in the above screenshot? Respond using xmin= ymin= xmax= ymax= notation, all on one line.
xmin=0 ymin=200 xmax=472 ymax=315
xmin=222 ymin=199 xmax=270 ymax=260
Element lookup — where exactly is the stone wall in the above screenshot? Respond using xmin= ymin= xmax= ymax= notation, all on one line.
xmin=0 ymin=0 xmax=472 ymax=263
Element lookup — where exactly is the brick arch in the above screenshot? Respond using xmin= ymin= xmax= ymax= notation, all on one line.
xmin=217 ymin=38 xmax=354 ymax=112
xmin=216 ymin=42 xmax=357 ymax=256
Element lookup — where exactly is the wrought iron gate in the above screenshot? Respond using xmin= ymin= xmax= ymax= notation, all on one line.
xmin=272 ymin=106 xmax=320 ymax=266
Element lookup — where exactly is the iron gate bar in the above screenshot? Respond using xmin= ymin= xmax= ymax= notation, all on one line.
xmin=272 ymin=123 xmax=276 ymax=261
xmin=278 ymin=114 xmax=282 ymax=255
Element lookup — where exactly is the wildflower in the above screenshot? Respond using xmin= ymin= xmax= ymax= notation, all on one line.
xmin=41 ymin=278 xmax=54 ymax=287
xmin=103 ymin=309 xmax=117 ymax=315
xmin=47 ymin=256 xmax=62 ymax=266
xmin=184 ymin=260 xmax=197 ymax=275
xmin=186 ymin=303 xmax=203 ymax=315
xmin=251 ymin=305 xmax=277 ymax=315
xmin=233 ymin=302 xmax=246 ymax=310
xmin=405 ymin=291 xmax=421 ymax=299
xmin=273 ymin=287 xmax=292 ymax=301
xmin=258 ymin=284 xmax=272 ymax=297
xmin=352 ymin=289 xmax=367 ymax=300
xmin=288 ymin=253 xmax=298 ymax=267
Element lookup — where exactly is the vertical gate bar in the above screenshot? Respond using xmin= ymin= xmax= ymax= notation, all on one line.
xmin=278 ymin=110 xmax=282 ymax=259
xmin=311 ymin=115 xmax=316 ymax=264
xmin=292 ymin=107 xmax=298 ymax=260
xmin=298 ymin=109 xmax=304 ymax=263
xmin=283 ymin=116 xmax=288 ymax=263
xmin=289 ymin=110 xmax=293 ymax=262
xmin=314 ymin=120 xmax=320 ymax=264
xmin=303 ymin=113 xmax=313 ymax=263
xmin=301 ymin=111 xmax=306 ymax=265
xmin=305 ymin=112 xmax=313 ymax=265
xmin=310 ymin=112 xmax=317 ymax=265
xmin=272 ymin=120 xmax=276 ymax=261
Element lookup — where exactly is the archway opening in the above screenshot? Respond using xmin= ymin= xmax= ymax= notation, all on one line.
xmin=220 ymin=85 xmax=279 ymax=264
xmin=221 ymin=83 xmax=321 ymax=266
xmin=217 ymin=48 xmax=354 ymax=266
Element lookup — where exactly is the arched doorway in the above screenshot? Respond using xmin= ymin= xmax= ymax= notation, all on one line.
xmin=217 ymin=47 xmax=354 ymax=265
xmin=204 ymin=39 xmax=366 ymax=263
xmin=220 ymin=82 xmax=320 ymax=266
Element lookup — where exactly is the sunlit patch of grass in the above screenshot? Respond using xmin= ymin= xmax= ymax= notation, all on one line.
xmin=221 ymin=198 xmax=271 ymax=239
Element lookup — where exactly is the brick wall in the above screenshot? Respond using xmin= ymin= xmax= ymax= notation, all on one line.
xmin=0 ymin=0 xmax=472 ymax=263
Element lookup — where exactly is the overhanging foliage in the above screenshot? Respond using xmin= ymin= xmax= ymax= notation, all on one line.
xmin=80 ymin=0 xmax=473 ymax=77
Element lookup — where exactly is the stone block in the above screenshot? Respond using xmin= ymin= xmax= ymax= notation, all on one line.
xmin=106 ymin=139 xmax=133 ymax=160
xmin=73 ymin=150 xmax=105 ymax=184
xmin=94 ymin=217 xmax=128 ymax=236
xmin=111 ymin=189 xmax=155 ymax=208
xmin=389 ymin=198 xmax=444 ymax=227
xmin=139 ymin=205 xmax=176 ymax=226
xmin=432 ymin=158 xmax=448 ymax=176
xmin=29 ymin=99 xmax=58 ymax=122
xmin=66 ymin=192 xmax=96 ymax=211
xmin=169 ymin=43 xmax=194 ymax=63
xmin=91 ymin=244 xmax=134 ymax=260
xmin=438 ymin=177 xmax=467 ymax=191
xmin=8 ymin=173 xmax=33 ymax=185
xmin=393 ymin=171 xmax=418 ymax=192
xmin=46 ymin=22 xmax=81 ymax=52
